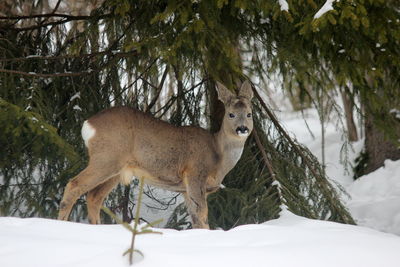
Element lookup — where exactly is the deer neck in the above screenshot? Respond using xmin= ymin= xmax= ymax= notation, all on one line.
xmin=214 ymin=126 xmax=247 ymax=183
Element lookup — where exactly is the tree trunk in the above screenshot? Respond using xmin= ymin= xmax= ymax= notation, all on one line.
xmin=363 ymin=112 xmax=400 ymax=174
xmin=340 ymin=90 xmax=358 ymax=142
xmin=362 ymin=74 xmax=400 ymax=175
xmin=122 ymin=186 xmax=132 ymax=223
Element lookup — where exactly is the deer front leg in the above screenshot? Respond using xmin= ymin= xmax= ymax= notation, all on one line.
xmin=183 ymin=177 xmax=209 ymax=229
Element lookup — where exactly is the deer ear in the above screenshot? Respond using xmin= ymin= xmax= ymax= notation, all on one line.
xmin=238 ymin=80 xmax=253 ymax=100
xmin=216 ymin=81 xmax=235 ymax=104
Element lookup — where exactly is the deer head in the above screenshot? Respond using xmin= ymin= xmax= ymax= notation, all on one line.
xmin=216 ymin=80 xmax=254 ymax=139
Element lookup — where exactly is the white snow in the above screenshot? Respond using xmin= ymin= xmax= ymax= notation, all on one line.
xmin=278 ymin=0 xmax=289 ymax=11
xmin=70 ymin=92 xmax=81 ymax=102
xmin=346 ymin=160 xmax=400 ymax=235
xmin=1 ymin=211 xmax=400 ymax=267
xmin=314 ymin=0 xmax=337 ymax=19
xmin=390 ymin=108 xmax=400 ymax=119
xmin=73 ymin=105 xmax=82 ymax=111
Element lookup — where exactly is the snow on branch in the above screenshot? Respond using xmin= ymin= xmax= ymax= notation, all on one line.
xmin=278 ymin=0 xmax=289 ymax=11
xmin=314 ymin=0 xmax=338 ymax=19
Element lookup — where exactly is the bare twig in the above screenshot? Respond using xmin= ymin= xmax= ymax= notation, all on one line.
xmin=39 ymin=0 xmax=62 ymax=26
xmin=50 ymin=0 xmax=62 ymax=15
xmin=154 ymin=79 xmax=207 ymax=118
xmin=145 ymin=65 xmax=169 ymax=112
xmin=110 ymin=58 xmax=159 ymax=103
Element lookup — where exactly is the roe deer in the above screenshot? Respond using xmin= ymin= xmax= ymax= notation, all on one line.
xmin=58 ymin=81 xmax=253 ymax=229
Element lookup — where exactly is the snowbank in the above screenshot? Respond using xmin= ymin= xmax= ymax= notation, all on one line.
xmin=278 ymin=107 xmax=400 ymax=235
xmin=1 ymin=212 xmax=400 ymax=267
xmin=346 ymin=160 xmax=400 ymax=235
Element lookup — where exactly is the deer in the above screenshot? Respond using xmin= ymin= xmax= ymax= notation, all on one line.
xmin=58 ymin=81 xmax=254 ymax=229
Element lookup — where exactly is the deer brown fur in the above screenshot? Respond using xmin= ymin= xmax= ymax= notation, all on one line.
xmin=58 ymin=81 xmax=254 ymax=229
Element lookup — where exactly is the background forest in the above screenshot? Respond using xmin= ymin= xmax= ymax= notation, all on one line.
xmin=0 ymin=0 xmax=399 ymax=230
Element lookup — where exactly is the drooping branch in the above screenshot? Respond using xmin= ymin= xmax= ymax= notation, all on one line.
xmin=252 ymin=86 xmax=355 ymax=224
xmin=252 ymin=128 xmax=276 ymax=181
xmin=254 ymin=86 xmax=323 ymax=179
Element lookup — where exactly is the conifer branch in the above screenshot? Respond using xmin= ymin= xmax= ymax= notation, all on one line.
xmin=253 ymin=86 xmax=355 ymax=224
xmin=0 ymin=50 xmax=137 ymax=62
xmin=252 ymin=128 xmax=286 ymax=210
xmin=0 ymin=13 xmax=113 ymax=32
xmin=0 ymin=68 xmax=94 ymax=77
xmin=252 ymin=128 xmax=276 ymax=181
xmin=0 ymin=50 xmax=138 ymax=78
xmin=0 ymin=13 xmax=111 ymax=21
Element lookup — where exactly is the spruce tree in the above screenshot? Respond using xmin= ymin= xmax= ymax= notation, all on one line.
xmin=271 ymin=0 xmax=400 ymax=175
xmin=5 ymin=0 xmax=398 ymax=227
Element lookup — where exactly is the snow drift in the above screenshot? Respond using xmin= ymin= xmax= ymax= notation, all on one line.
xmin=1 ymin=211 xmax=400 ymax=267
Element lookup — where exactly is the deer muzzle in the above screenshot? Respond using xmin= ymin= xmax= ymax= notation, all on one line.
xmin=236 ymin=126 xmax=249 ymax=136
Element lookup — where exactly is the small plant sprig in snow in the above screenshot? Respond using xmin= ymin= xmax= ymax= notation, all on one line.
xmin=102 ymin=177 xmax=162 ymax=265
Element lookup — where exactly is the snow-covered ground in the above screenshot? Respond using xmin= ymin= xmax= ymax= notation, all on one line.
xmin=1 ymin=210 xmax=400 ymax=267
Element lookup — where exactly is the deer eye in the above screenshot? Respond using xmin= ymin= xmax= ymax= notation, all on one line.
xmin=247 ymin=113 xmax=252 ymax=118
xmin=229 ymin=113 xmax=235 ymax=118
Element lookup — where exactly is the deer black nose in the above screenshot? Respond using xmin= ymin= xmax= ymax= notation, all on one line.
xmin=236 ymin=126 xmax=249 ymax=135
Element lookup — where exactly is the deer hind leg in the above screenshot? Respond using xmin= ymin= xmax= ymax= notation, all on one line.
xmin=58 ymin=160 xmax=120 ymax=221
xmin=183 ymin=175 xmax=209 ymax=229
xmin=87 ymin=175 xmax=120 ymax=224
